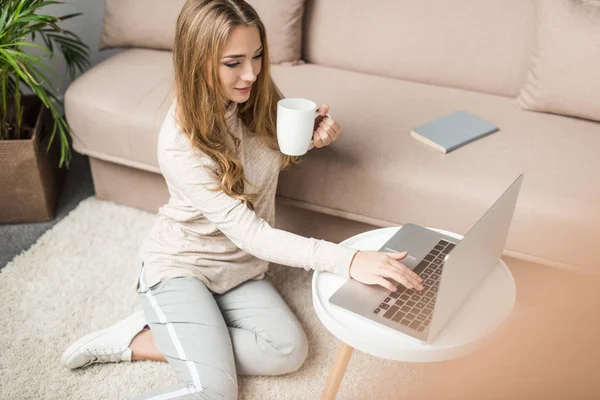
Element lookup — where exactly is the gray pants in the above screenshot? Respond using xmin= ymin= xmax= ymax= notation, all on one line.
xmin=134 ymin=267 xmax=309 ymax=400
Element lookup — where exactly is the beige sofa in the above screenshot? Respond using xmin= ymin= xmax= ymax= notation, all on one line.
xmin=65 ymin=0 xmax=600 ymax=274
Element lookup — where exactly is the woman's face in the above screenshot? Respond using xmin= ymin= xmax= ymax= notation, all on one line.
xmin=219 ymin=25 xmax=263 ymax=104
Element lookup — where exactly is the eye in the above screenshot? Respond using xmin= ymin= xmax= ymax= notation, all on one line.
xmin=224 ymin=53 xmax=263 ymax=68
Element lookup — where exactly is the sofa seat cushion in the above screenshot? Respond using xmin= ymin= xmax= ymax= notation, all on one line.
xmin=271 ymin=64 xmax=600 ymax=273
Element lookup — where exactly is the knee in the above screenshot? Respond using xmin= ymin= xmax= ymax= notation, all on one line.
xmin=189 ymin=381 xmax=238 ymax=400
xmin=287 ymin=330 xmax=309 ymax=373
xmin=183 ymin=367 xmax=238 ymax=400
xmin=270 ymin=325 xmax=309 ymax=375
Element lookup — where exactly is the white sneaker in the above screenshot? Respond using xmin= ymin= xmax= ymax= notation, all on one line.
xmin=61 ymin=310 xmax=148 ymax=369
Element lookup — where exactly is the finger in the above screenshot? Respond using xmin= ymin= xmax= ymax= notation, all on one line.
xmin=319 ymin=121 xmax=339 ymax=141
xmin=312 ymin=131 xmax=324 ymax=148
xmin=319 ymin=118 xmax=341 ymax=139
xmin=317 ymin=127 xmax=332 ymax=144
xmin=314 ymin=118 xmax=323 ymax=136
xmin=333 ymin=121 xmax=342 ymax=137
xmin=386 ymin=264 xmax=422 ymax=290
xmin=318 ymin=104 xmax=330 ymax=116
xmin=318 ymin=126 xmax=336 ymax=143
xmin=386 ymin=250 xmax=408 ymax=260
xmin=319 ymin=117 xmax=340 ymax=133
xmin=388 ymin=258 xmax=423 ymax=283
xmin=319 ymin=117 xmax=336 ymax=128
xmin=375 ymin=276 xmax=397 ymax=292
xmin=378 ymin=266 xmax=420 ymax=290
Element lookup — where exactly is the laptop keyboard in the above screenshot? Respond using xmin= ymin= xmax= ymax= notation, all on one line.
xmin=373 ymin=239 xmax=456 ymax=332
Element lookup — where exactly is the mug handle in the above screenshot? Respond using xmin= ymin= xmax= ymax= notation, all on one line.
xmin=309 ymin=112 xmax=331 ymax=150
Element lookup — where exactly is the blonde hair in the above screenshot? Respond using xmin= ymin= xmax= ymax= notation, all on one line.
xmin=173 ymin=0 xmax=303 ymax=211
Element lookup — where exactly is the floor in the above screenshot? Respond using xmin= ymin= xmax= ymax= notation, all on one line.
xmin=0 ymin=151 xmax=95 ymax=270
xmin=3 ymin=153 xmax=600 ymax=398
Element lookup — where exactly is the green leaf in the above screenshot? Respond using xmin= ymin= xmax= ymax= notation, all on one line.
xmin=16 ymin=15 xmax=57 ymax=25
xmin=40 ymin=32 xmax=55 ymax=53
xmin=40 ymin=32 xmax=54 ymax=53
xmin=24 ymin=63 xmax=57 ymax=92
xmin=5 ymin=47 xmax=55 ymax=76
xmin=62 ymin=30 xmax=90 ymax=50
xmin=57 ymin=13 xmax=82 ymax=22
xmin=14 ymin=1 xmax=27 ymax=22
xmin=0 ymin=49 xmax=36 ymax=84
xmin=13 ymin=0 xmax=25 ymax=21
xmin=0 ymin=7 xmax=10 ymax=32
xmin=7 ymin=74 xmax=17 ymax=96
xmin=0 ymin=41 xmax=51 ymax=53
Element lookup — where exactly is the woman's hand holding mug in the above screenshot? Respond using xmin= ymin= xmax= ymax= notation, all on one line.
xmin=312 ymin=103 xmax=341 ymax=148
xmin=349 ymin=250 xmax=424 ymax=292
xmin=276 ymin=98 xmax=341 ymax=155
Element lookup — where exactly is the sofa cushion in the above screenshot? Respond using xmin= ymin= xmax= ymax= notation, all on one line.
xmin=99 ymin=0 xmax=305 ymax=64
xmin=100 ymin=0 xmax=184 ymax=51
xmin=516 ymin=0 xmax=600 ymax=122
xmin=64 ymin=50 xmax=600 ymax=272
xmin=303 ymin=0 xmax=536 ymax=97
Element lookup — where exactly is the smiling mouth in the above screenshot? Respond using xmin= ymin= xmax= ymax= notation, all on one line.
xmin=235 ymin=85 xmax=252 ymax=90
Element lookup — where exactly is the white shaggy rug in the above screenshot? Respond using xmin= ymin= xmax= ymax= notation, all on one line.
xmin=0 ymin=197 xmax=430 ymax=400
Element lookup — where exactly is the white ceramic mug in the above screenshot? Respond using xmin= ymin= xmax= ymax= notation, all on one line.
xmin=277 ymin=98 xmax=328 ymax=156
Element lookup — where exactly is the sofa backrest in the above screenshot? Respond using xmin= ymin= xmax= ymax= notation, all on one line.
xmin=100 ymin=0 xmax=305 ymax=65
xmin=302 ymin=0 xmax=537 ymax=98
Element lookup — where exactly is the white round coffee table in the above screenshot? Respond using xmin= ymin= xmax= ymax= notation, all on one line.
xmin=313 ymin=226 xmax=516 ymax=400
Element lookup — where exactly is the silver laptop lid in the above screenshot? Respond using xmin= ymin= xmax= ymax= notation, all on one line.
xmin=427 ymin=174 xmax=524 ymax=343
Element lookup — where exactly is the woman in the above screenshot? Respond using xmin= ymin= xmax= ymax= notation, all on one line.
xmin=61 ymin=1 xmax=423 ymax=399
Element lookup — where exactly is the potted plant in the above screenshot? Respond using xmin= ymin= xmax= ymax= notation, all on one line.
xmin=0 ymin=0 xmax=90 ymax=223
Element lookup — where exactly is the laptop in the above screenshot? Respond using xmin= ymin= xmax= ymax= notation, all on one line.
xmin=329 ymin=174 xmax=524 ymax=344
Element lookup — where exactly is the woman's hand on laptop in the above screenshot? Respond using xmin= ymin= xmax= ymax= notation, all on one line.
xmin=349 ymin=251 xmax=424 ymax=292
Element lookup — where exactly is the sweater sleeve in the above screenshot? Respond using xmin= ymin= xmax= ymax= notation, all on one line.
xmin=157 ymin=109 xmax=357 ymax=278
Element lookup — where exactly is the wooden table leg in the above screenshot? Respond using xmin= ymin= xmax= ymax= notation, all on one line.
xmin=321 ymin=341 xmax=355 ymax=400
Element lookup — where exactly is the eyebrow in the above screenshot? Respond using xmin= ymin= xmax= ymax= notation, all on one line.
xmin=222 ymin=45 xmax=263 ymax=59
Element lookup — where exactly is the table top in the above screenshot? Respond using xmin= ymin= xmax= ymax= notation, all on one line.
xmin=312 ymin=226 xmax=516 ymax=363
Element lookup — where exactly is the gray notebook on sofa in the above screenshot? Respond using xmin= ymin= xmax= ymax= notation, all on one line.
xmin=410 ymin=110 xmax=498 ymax=154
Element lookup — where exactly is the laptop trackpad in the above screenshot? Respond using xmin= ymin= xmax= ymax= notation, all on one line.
xmin=380 ymin=223 xmax=442 ymax=269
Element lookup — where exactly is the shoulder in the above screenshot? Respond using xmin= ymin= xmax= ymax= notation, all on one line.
xmin=157 ymin=101 xmax=215 ymax=172
xmin=158 ymin=101 xmax=193 ymax=153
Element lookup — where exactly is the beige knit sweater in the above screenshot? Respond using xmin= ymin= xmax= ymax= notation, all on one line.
xmin=138 ymin=101 xmax=358 ymax=294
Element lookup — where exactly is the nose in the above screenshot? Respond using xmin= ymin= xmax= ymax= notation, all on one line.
xmin=240 ymin=61 xmax=258 ymax=84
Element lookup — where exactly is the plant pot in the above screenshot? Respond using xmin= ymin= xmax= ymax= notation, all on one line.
xmin=0 ymin=95 xmax=67 ymax=224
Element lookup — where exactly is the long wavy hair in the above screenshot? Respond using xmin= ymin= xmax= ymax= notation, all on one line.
xmin=173 ymin=0 xmax=303 ymax=211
